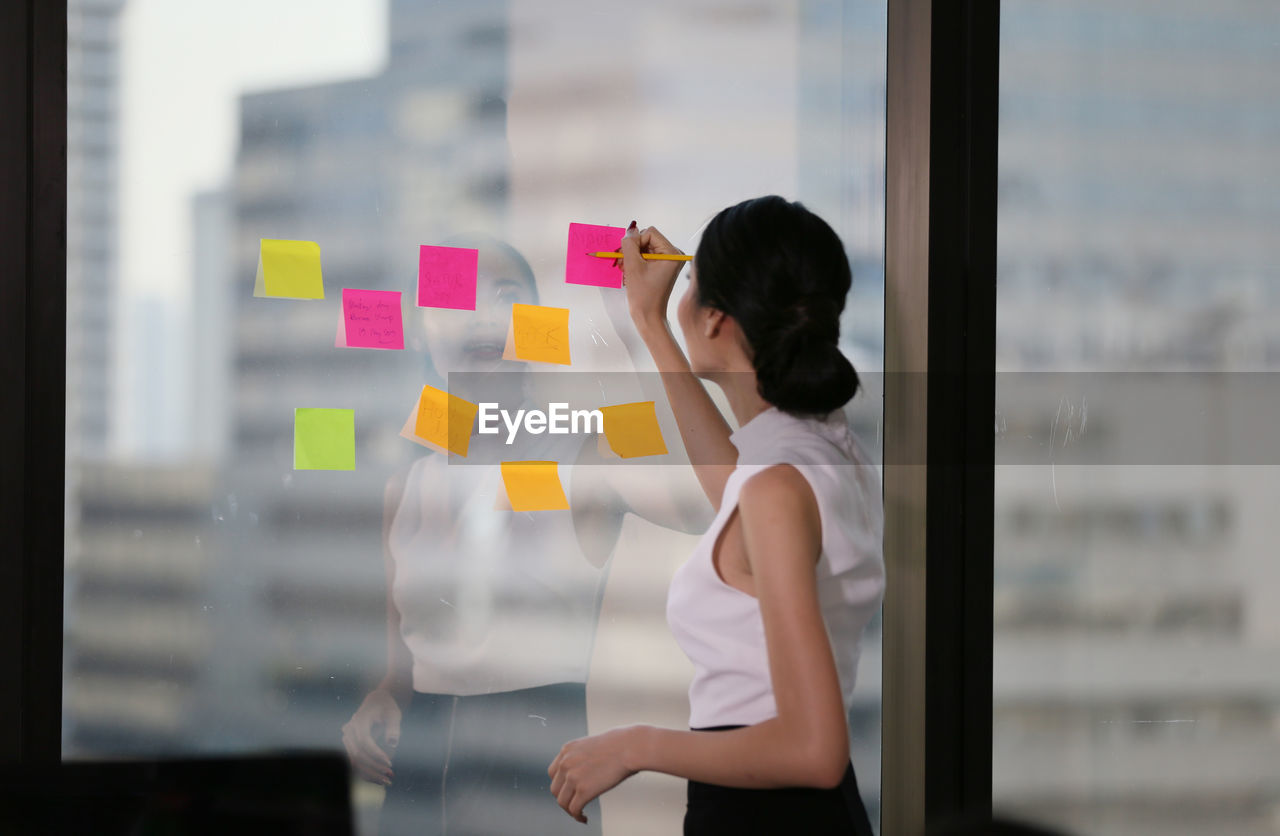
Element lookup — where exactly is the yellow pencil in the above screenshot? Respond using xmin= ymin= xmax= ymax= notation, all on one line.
xmin=587 ymin=251 xmax=693 ymax=261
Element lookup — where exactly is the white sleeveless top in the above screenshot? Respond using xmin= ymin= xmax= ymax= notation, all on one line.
xmin=388 ymin=429 xmax=607 ymax=695
xmin=666 ymin=406 xmax=885 ymax=728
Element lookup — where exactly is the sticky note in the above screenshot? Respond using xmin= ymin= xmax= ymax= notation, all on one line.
xmin=294 ymin=408 xmax=355 ymax=470
xmin=599 ymin=401 xmax=668 ymax=458
xmin=407 ymin=384 xmax=478 ymax=457
xmin=255 ymin=239 xmax=324 ymax=299
xmin=565 ymin=222 xmax=625 ymax=289
xmin=503 ymin=303 xmax=571 ymax=365
xmin=499 ymin=461 xmax=570 ymax=511
xmin=337 ymin=289 xmax=404 ymax=350
xmin=418 ymin=245 xmax=479 ymax=310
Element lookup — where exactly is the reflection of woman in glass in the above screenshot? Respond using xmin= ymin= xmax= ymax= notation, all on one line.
xmin=341 ymin=236 xmax=704 ymax=836
xmin=548 ymin=197 xmax=884 ymax=834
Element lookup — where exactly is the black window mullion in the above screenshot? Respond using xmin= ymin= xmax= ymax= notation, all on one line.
xmin=0 ymin=0 xmax=67 ymax=767
xmin=924 ymin=0 xmax=998 ymax=818
xmin=883 ymin=0 xmax=998 ymax=829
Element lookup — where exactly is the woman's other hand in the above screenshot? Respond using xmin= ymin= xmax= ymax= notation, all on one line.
xmin=342 ymin=687 xmax=402 ymax=786
xmin=619 ymin=222 xmax=685 ymax=330
xmin=547 ymin=725 xmax=648 ymax=823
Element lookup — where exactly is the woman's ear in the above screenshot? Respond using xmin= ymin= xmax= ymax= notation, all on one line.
xmin=704 ymin=307 xmax=727 ymax=339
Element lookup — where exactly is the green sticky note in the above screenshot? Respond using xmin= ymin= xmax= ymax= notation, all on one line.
xmin=255 ymin=239 xmax=325 ymax=299
xmin=294 ymin=408 xmax=355 ymax=470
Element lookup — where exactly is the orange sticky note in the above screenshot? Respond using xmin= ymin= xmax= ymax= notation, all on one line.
xmin=503 ymin=303 xmax=571 ymax=365
xmin=407 ymin=384 xmax=478 ymax=457
xmin=499 ymin=461 xmax=570 ymax=511
xmin=600 ymin=401 xmax=668 ymax=458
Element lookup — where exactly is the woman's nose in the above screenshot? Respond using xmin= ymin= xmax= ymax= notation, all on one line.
xmin=473 ymin=302 xmax=503 ymax=330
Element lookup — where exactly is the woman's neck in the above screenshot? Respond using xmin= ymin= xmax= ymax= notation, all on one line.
xmin=711 ymin=368 xmax=772 ymax=429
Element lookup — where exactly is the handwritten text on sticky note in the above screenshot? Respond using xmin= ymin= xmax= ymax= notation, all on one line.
xmin=504 ymin=303 xmax=571 ymax=365
xmin=413 ymin=384 xmax=478 ymax=457
xmin=565 ymin=223 xmax=625 ymax=289
xmin=255 ymin=239 xmax=325 ymax=299
xmin=499 ymin=461 xmax=570 ymax=511
xmin=339 ymin=288 xmax=404 ymax=350
xmin=294 ymin=408 xmax=355 ymax=470
xmin=418 ymin=245 xmax=479 ymax=310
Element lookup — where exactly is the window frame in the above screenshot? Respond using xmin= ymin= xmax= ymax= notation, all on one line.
xmin=881 ymin=1 xmax=998 ymax=831
xmin=2 ymin=0 xmax=67 ymax=767
xmin=3 ymin=0 xmax=1000 ymax=829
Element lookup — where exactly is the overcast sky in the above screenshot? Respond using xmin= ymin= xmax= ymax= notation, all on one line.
xmin=119 ymin=0 xmax=387 ymax=299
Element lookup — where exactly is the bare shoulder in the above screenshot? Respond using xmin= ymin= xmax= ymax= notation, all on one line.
xmin=384 ymin=452 xmax=445 ymax=520
xmin=737 ymin=464 xmax=821 ymax=552
xmin=738 ymin=463 xmax=816 ymax=511
xmin=384 ymin=459 xmax=415 ymax=505
xmin=568 ymin=431 xmax=625 ymax=518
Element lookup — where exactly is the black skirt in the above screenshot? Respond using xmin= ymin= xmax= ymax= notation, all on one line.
xmin=684 ymin=725 xmax=875 ymax=836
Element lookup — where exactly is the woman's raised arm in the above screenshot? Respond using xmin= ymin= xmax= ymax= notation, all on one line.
xmin=619 ymin=223 xmax=739 ymax=510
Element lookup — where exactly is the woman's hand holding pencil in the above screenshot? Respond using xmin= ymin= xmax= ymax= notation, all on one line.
xmin=588 ymin=251 xmax=691 ymax=261
xmin=616 ymin=221 xmax=687 ymax=328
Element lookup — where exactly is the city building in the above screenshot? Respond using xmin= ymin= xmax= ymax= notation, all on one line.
xmin=993 ymin=2 xmax=1280 ymax=832
xmin=64 ymin=462 xmax=215 ymax=755
xmin=190 ymin=188 xmax=234 ymax=464
xmin=66 ymin=0 xmax=126 ymax=462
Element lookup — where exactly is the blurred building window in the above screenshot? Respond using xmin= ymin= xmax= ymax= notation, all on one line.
xmin=995 ymin=2 xmax=1280 ymax=833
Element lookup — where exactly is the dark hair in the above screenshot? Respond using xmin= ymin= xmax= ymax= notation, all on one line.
xmin=694 ymin=195 xmax=860 ymax=415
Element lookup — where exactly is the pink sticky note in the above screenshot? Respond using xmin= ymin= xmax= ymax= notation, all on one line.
xmin=565 ymin=222 xmax=625 ymax=289
xmin=339 ymin=288 xmax=404 ymax=350
xmin=418 ymin=245 xmax=479 ymax=310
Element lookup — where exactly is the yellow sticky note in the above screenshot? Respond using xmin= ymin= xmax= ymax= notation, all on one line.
xmin=409 ymin=384 xmax=478 ymax=457
xmin=503 ymin=303 xmax=571 ymax=365
xmin=254 ymin=239 xmax=325 ymax=299
xmin=499 ymin=461 xmax=570 ymax=511
xmin=600 ymin=401 xmax=668 ymax=458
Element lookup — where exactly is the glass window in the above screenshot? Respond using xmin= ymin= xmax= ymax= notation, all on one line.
xmin=995 ymin=2 xmax=1280 ymax=833
xmin=65 ymin=1 xmax=887 ymax=833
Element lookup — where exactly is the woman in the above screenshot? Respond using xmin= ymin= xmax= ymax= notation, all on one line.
xmin=548 ymin=197 xmax=885 ymax=834
xmin=341 ymin=236 xmax=707 ymax=835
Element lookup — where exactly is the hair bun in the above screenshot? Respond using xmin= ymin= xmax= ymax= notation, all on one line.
xmin=755 ymin=329 xmax=859 ymax=416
